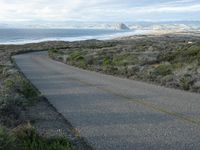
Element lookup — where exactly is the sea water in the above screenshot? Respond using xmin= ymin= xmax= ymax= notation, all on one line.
xmin=0 ymin=28 xmax=144 ymax=44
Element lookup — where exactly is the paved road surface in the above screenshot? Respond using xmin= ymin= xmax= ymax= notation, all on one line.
xmin=14 ymin=52 xmax=200 ymax=150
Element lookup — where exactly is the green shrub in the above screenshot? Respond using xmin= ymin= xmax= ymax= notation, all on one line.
xmin=0 ymin=127 xmax=16 ymax=150
xmin=49 ymin=49 xmax=59 ymax=53
xmin=185 ymin=46 xmax=200 ymax=57
xmin=153 ymin=64 xmax=173 ymax=77
xmin=0 ymin=65 xmax=4 ymax=75
xmin=0 ymin=74 xmax=39 ymax=119
xmin=0 ymin=125 xmax=75 ymax=150
xmin=76 ymin=60 xmax=87 ymax=69
xmin=3 ymin=79 xmax=16 ymax=93
xmin=48 ymin=49 xmax=62 ymax=60
xmin=197 ymin=52 xmax=200 ymax=65
xmin=67 ymin=52 xmax=88 ymax=69
xmin=15 ymin=125 xmax=75 ymax=150
xmin=103 ymin=57 xmax=112 ymax=66
xmin=170 ymin=46 xmax=200 ymax=64
xmin=69 ymin=52 xmax=84 ymax=61
xmin=158 ymin=52 xmax=177 ymax=62
xmin=113 ymin=56 xmax=127 ymax=66
xmin=158 ymin=45 xmax=200 ymax=64
xmin=3 ymin=75 xmax=39 ymax=105
xmin=20 ymin=80 xmax=38 ymax=104
xmin=179 ymin=75 xmax=194 ymax=90
xmin=113 ymin=54 xmax=138 ymax=66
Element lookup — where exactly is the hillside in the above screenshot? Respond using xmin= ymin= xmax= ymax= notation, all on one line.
xmin=48 ymin=34 xmax=200 ymax=93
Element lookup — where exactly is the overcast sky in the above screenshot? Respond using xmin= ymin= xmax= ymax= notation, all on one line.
xmin=0 ymin=0 xmax=200 ymax=22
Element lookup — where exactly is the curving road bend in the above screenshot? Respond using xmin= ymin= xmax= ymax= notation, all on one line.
xmin=14 ymin=51 xmax=200 ymax=150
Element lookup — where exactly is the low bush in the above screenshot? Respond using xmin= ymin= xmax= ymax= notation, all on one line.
xmin=0 ymin=126 xmax=16 ymax=150
xmin=20 ymin=80 xmax=38 ymax=105
xmin=0 ymin=65 xmax=4 ymax=75
xmin=3 ymin=75 xmax=39 ymax=105
xmin=49 ymin=49 xmax=59 ymax=53
xmin=15 ymin=125 xmax=75 ymax=150
xmin=69 ymin=52 xmax=84 ymax=61
xmin=0 ymin=125 xmax=75 ymax=150
xmin=152 ymin=64 xmax=173 ymax=77
xmin=0 ymin=73 xmax=39 ymax=127
xmin=113 ymin=54 xmax=138 ymax=66
xmin=179 ymin=75 xmax=194 ymax=90
xmin=103 ymin=57 xmax=112 ymax=66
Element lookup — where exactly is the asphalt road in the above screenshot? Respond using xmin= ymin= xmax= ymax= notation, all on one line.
xmin=14 ymin=51 xmax=200 ymax=150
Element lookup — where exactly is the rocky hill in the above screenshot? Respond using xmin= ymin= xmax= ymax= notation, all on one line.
xmin=115 ymin=23 xmax=130 ymax=30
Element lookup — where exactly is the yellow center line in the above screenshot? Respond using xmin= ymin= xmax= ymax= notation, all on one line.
xmin=70 ymin=76 xmax=200 ymax=127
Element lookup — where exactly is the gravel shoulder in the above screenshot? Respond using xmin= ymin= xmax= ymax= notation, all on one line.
xmin=23 ymin=97 xmax=92 ymax=150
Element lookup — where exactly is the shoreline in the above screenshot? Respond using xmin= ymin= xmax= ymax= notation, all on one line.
xmin=115 ymin=30 xmax=200 ymax=40
xmin=0 ymin=29 xmax=136 ymax=45
xmin=0 ymin=29 xmax=200 ymax=46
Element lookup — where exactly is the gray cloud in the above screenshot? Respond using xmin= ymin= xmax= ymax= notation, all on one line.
xmin=0 ymin=0 xmax=200 ymax=22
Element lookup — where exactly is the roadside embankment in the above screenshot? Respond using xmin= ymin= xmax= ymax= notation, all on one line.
xmin=0 ymin=41 xmax=92 ymax=150
xmin=48 ymin=34 xmax=200 ymax=93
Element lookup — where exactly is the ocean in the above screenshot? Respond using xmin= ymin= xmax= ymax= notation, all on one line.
xmin=0 ymin=28 xmax=143 ymax=44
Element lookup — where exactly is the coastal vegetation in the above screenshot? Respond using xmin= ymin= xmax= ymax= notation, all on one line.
xmin=48 ymin=34 xmax=200 ymax=93
xmin=0 ymin=124 xmax=74 ymax=150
